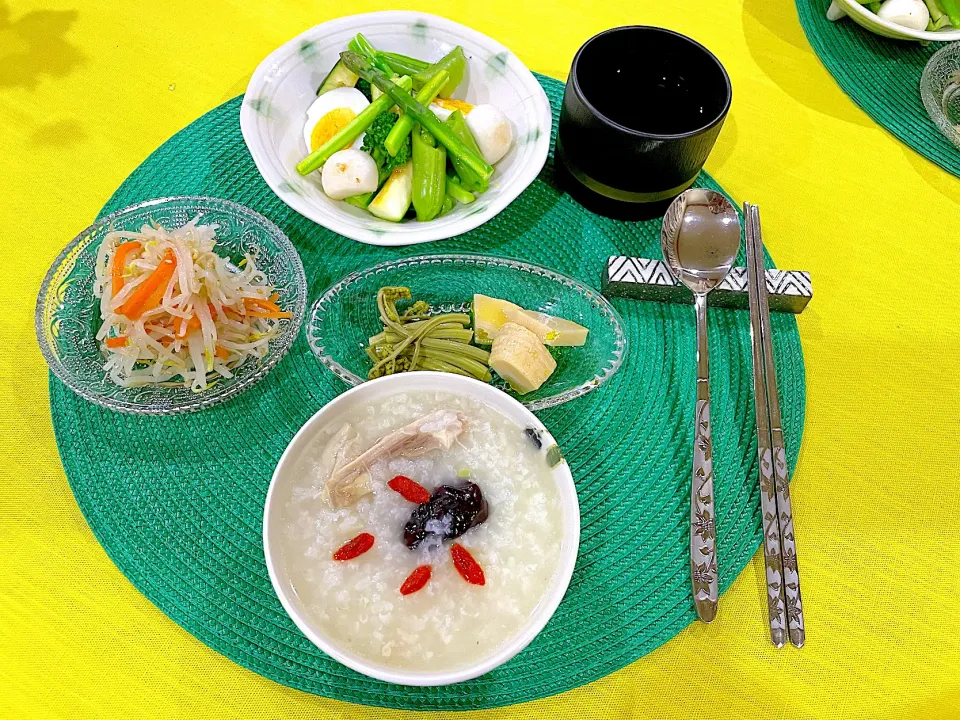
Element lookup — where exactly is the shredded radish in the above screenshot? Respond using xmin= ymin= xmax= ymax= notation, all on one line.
xmin=93 ymin=218 xmax=290 ymax=392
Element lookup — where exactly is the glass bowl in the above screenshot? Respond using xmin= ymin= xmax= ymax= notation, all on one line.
xmin=35 ymin=196 xmax=307 ymax=415
xmin=306 ymin=254 xmax=627 ymax=410
xmin=921 ymin=42 xmax=960 ymax=149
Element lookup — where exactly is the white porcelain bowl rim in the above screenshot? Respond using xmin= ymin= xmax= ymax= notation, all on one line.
xmin=835 ymin=0 xmax=960 ymax=41
xmin=239 ymin=11 xmax=552 ymax=246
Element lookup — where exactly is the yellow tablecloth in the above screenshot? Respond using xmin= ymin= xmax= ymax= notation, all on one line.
xmin=3 ymin=0 xmax=959 ymax=717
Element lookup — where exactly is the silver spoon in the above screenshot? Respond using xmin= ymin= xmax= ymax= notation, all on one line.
xmin=660 ymin=188 xmax=741 ymax=623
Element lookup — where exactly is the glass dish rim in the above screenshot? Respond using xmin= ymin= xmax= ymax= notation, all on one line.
xmin=35 ymin=195 xmax=308 ymax=415
xmin=305 ymin=252 xmax=628 ymax=411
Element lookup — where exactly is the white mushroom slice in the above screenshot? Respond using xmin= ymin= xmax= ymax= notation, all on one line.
xmin=318 ymin=423 xmax=372 ymax=508
xmin=329 ymin=410 xmax=468 ymax=488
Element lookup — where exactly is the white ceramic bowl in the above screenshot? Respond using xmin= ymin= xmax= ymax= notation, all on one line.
xmin=240 ymin=12 xmax=552 ymax=246
xmin=262 ymin=372 xmax=581 ymax=686
xmin=830 ymin=0 xmax=960 ymax=42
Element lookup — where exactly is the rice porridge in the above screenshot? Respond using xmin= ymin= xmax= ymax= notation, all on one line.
xmin=277 ymin=390 xmax=565 ymax=671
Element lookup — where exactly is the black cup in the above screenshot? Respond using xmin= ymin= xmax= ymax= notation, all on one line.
xmin=557 ymin=26 xmax=732 ymax=220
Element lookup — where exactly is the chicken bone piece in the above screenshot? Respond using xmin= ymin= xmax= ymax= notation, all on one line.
xmin=323 ymin=410 xmax=468 ymax=506
xmin=318 ymin=423 xmax=372 ymax=508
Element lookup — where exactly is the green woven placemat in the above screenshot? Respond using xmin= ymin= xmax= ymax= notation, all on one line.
xmin=49 ymin=74 xmax=805 ymax=710
xmin=797 ymin=0 xmax=960 ymax=176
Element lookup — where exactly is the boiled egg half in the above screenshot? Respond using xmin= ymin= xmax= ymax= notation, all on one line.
xmin=303 ymin=87 xmax=370 ymax=153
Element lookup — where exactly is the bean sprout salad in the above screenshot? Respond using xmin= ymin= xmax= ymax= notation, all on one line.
xmin=93 ymin=218 xmax=290 ymax=391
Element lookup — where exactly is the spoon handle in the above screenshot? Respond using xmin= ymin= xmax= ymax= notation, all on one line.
xmin=691 ymin=292 xmax=718 ymax=622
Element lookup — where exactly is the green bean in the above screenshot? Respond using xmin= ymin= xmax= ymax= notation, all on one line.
xmin=412 ymin=126 xmax=447 ymax=221
xmin=445 ymin=177 xmax=476 ymax=204
xmin=445 ymin=110 xmax=489 ymax=193
xmin=413 ymin=46 xmax=466 ymax=98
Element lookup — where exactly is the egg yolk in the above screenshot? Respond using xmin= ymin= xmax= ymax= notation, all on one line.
xmin=310 ymin=107 xmax=358 ymax=151
xmin=434 ymin=97 xmax=474 ymax=114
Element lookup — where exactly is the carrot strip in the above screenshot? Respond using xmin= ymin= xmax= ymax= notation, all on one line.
xmin=117 ymin=249 xmax=177 ymax=320
xmin=243 ymin=297 xmax=283 ymax=314
xmin=105 ymin=336 xmax=127 ymax=348
xmin=268 ymin=292 xmax=280 ymax=303
xmin=215 ymin=346 xmax=229 ymax=361
xmin=111 ymin=242 xmax=141 ymax=297
xmin=176 ymin=314 xmax=202 ymax=338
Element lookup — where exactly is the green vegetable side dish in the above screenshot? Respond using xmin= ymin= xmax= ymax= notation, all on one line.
xmin=295 ymin=32 xmax=514 ymax=224
xmin=364 ymin=287 xmax=591 ymax=397
xmin=367 ymin=287 xmax=492 ymax=382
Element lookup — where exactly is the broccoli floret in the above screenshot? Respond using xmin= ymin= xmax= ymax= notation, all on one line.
xmin=356 ymin=78 xmax=373 ymax=101
xmin=361 ymin=112 xmax=411 ymax=175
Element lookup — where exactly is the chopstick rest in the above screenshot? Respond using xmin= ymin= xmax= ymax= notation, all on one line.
xmin=602 ymin=256 xmax=812 ymax=314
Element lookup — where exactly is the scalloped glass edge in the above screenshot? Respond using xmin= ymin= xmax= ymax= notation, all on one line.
xmin=305 ymin=253 xmax=628 ymax=411
xmin=35 ymin=195 xmax=308 ymax=416
xmin=920 ymin=43 xmax=960 ymax=149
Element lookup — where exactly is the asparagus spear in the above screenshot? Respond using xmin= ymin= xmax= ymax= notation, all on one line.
xmin=348 ymin=33 xmax=394 ymax=74
xmin=377 ymin=51 xmax=429 ymax=75
xmin=296 ymin=75 xmax=413 ymax=176
xmin=385 ymin=70 xmax=449 ymax=157
xmin=340 ymin=51 xmax=494 ymax=184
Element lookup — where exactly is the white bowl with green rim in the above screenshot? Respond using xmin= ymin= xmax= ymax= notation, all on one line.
xmin=829 ymin=0 xmax=960 ymax=41
xmin=240 ymin=11 xmax=552 ymax=247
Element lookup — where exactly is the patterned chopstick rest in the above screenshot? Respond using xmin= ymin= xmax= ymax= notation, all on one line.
xmin=602 ymin=257 xmax=812 ymax=314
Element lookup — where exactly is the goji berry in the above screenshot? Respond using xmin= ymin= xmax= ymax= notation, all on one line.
xmin=399 ymin=565 xmax=432 ymax=595
xmin=332 ymin=533 xmax=374 ymax=561
xmin=451 ymin=543 xmax=485 ymax=586
xmin=388 ymin=475 xmax=431 ymax=504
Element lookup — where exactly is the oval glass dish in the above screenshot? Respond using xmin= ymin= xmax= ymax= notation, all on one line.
xmin=306 ymin=254 xmax=627 ymax=410
xmin=35 ymin=196 xmax=308 ymax=415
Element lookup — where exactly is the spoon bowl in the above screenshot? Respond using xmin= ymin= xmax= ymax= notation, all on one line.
xmin=660 ymin=188 xmax=741 ymax=294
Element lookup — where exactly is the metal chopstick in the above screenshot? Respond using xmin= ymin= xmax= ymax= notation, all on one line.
xmin=748 ymin=204 xmax=805 ymax=648
xmin=745 ymin=203 xmax=787 ymax=648
xmin=744 ymin=203 xmax=806 ymax=648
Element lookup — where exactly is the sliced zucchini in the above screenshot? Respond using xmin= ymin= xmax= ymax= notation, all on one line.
xmin=343 ymin=192 xmax=374 ymax=209
xmin=317 ymin=60 xmax=359 ymax=95
xmin=368 ymin=162 xmax=413 ymax=222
